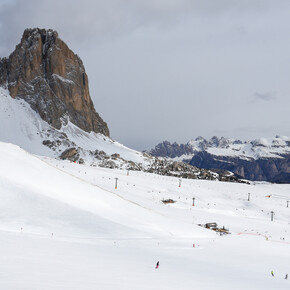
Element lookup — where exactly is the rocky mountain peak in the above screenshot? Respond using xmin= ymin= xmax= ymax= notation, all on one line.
xmin=0 ymin=28 xmax=109 ymax=136
xmin=209 ymin=136 xmax=220 ymax=146
xmin=194 ymin=136 xmax=206 ymax=142
xmin=148 ymin=140 xmax=194 ymax=158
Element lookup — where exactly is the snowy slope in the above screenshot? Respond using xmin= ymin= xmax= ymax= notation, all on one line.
xmin=59 ymin=121 xmax=147 ymax=164
xmin=0 ymin=87 xmax=147 ymax=164
xmin=0 ymin=142 xmax=290 ymax=289
xmin=0 ymin=87 xmax=53 ymax=156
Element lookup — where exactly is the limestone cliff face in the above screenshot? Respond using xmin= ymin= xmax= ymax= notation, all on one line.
xmin=189 ymin=151 xmax=290 ymax=182
xmin=0 ymin=28 xmax=109 ymax=136
xmin=149 ymin=141 xmax=194 ymax=158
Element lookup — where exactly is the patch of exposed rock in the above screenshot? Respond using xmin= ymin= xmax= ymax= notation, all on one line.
xmin=60 ymin=147 xmax=79 ymax=161
xmin=146 ymin=159 xmax=246 ymax=183
xmin=59 ymin=147 xmax=247 ymax=184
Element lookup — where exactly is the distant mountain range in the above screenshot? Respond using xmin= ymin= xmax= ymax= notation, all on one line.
xmin=148 ymin=136 xmax=290 ymax=183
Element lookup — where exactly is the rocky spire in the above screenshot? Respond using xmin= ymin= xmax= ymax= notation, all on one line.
xmin=0 ymin=28 xmax=109 ymax=136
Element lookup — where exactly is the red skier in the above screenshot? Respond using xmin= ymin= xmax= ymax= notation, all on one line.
xmin=156 ymin=261 xmax=159 ymax=269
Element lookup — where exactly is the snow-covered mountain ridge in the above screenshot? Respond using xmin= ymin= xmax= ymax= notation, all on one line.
xmin=188 ymin=136 xmax=290 ymax=160
xmin=0 ymin=86 xmax=147 ymax=164
xmin=150 ymin=136 xmax=290 ymax=162
xmin=149 ymin=136 xmax=290 ymax=182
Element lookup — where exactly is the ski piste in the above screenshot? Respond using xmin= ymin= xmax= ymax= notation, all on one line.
xmin=0 ymin=142 xmax=289 ymax=289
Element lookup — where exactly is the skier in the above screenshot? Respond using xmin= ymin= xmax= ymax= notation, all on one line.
xmin=285 ymin=274 xmax=288 ymax=280
xmin=271 ymin=271 xmax=274 ymax=277
xmin=156 ymin=261 xmax=159 ymax=269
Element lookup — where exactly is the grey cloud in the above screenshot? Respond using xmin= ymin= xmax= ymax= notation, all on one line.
xmin=0 ymin=0 xmax=290 ymax=150
xmin=0 ymin=0 xmax=282 ymax=55
xmin=253 ymin=92 xmax=276 ymax=102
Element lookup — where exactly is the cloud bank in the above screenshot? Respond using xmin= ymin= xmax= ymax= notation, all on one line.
xmin=0 ymin=0 xmax=290 ymax=150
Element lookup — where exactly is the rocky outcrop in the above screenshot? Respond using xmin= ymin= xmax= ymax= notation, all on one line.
xmin=0 ymin=28 xmax=109 ymax=136
xmin=60 ymin=147 xmax=78 ymax=161
xmin=145 ymin=159 xmax=246 ymax=183
xmin=95 ymin=153 xmax=246 ymax=183
xmin=148 ymin=141 xmax=194 ymax=158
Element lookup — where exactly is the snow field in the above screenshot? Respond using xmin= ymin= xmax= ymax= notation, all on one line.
xmin=0 ymin=142 xmax=290 ymax=289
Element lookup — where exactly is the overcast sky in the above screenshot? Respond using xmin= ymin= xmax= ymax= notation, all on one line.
xmin=0 ymin=0 xmax=290 ymax=150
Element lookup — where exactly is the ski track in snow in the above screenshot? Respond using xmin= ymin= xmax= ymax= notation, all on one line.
xmin=38 ymin=155 xmax=166 ymax=218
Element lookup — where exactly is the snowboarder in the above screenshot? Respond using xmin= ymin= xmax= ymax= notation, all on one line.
xmin=156 ymin=261 xmax=159 ymax=269
xmin=271 ymin=271 xmax=274 ymax=277
xmin=285 ymin=274 xmax=288 ymax=279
